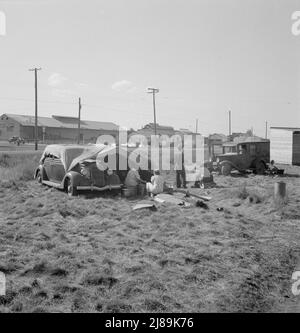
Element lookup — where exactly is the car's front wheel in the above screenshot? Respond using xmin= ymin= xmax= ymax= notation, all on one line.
xmin=66 ymin=178 xmax=78 ymax=197
xmin=36 ymin=170 xmax=43 ymax=184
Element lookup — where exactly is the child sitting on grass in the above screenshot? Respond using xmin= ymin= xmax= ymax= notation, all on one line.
xmin=146 ymin=170 xmax=164 ymax=197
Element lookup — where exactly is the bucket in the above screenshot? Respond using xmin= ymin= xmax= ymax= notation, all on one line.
xmin=122 ymin=186 xmax=137 ymax=198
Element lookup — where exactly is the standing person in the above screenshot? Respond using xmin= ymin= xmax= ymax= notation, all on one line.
xmin=174 ymin=145 xmax=186 ymax=188
xmin=146 ymin=170 xmax=164 ymax=197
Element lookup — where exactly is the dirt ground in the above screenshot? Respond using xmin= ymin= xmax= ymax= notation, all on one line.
xmin=0 ymin=167 xmax=300 ymax=313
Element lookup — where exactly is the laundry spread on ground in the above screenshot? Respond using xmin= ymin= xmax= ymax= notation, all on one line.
xmin=132 ymin=200 xmax=157 ymax=211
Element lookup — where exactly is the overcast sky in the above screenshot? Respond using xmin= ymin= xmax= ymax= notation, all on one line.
xmin=0 ymin=0 xmax=300 ymax=136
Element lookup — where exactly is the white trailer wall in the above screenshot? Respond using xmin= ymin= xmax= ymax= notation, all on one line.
xmin=270 ymin=128 xmax=293 ymax=164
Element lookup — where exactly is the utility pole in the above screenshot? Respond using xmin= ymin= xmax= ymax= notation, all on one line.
xmin=147 ymin=88 xmax=159 ymax=136
xmin=195 ymin=118 xmax=198 ymax=134
xmin=29 ymin=67 xmax=42 ymax=150
xmin=265 ymin=121 xmax=268 ymax=139
xmin=228 ymin=110 xmax=232 ymax=137
xmin=77 ymin=97 xmax=82 ymax=144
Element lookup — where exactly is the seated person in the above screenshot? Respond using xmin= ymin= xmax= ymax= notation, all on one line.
xmin=146 ymin=170 xmax=165 ymax=196
xmin=269 ymin=160 xmax=279 ymax=175
xmin=125 ymin=167 xmax=145 ymax=188
xmin=106 ymin=169 xmax=121 ymax=186
xmin=193 ymin=167 xmax=214 ymax=188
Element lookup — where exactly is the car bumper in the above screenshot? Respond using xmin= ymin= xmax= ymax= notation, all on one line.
xmin=76 ymin=185 xmax=122 ymax=191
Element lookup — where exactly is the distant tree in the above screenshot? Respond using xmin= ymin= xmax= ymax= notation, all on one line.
xmin=246 ymin=129 xmax=253 ymax=137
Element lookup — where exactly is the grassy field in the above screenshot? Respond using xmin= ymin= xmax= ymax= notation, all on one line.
xmin=0 ymin=152 xmax=300 ymax=312
xmin=0 ymin=152 xmax=41 ymax=182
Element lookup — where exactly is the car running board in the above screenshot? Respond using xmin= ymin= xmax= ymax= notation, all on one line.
xmin=42 ymin=180 xmax=64 ymax=189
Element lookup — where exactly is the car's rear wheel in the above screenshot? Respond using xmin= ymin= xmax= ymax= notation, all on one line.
xmin=221 ymin=163 xmax=232 ymax=176
xmin=256 ymin=161 xmax=266 ymax=175
xmin=66 ymin=178 xmax=77 ymax=197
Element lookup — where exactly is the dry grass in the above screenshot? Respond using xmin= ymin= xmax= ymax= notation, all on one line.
xmin=0 ymin=152 xmax=40 ymax=183
xmin=0 ymin=154 xmax=300 ymax=312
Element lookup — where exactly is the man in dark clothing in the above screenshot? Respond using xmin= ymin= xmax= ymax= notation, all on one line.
xmin=176 ymin=167 xmax=186 ymax=188
xmin=175 ymin=147 xmax=186 ymax=188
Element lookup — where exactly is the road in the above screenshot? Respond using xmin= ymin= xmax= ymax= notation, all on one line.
xmin=0 ymin=141 xmax=46 ymax=153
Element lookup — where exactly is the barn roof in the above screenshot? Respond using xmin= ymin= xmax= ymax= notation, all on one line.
xmin=3 ymin=114 xmax=61 ymax=127
xmin=3 ymin=114 xmax=119 ymax=131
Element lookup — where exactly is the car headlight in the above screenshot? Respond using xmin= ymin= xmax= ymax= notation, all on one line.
xmin=216 ymin=158 xmax=220 ymax=163
xmin=80 ymin=164 xmax=91 ymax=178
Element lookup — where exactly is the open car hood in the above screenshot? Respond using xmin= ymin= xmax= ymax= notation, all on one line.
xmin=68 ymin=144 xmax=116 ymax=171
xmin=67 ymin=145 xmax=141 ymax=172
xmin=40 ymin=144 xmax=121 ymax=172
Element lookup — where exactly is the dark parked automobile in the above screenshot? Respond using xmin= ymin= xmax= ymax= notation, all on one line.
xmin=8 ymin=136 xmax=25 ymax=145
xmin=214 ymin=141 xmax=270 ymax=175
xmin=34 ymin=144 xmax=124 ymax=196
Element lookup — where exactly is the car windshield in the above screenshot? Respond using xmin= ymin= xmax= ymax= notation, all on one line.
xmin=238 ymin=144 xmax=247 ymax=154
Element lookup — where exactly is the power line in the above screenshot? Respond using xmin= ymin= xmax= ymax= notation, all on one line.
xmin=1 ymin=99 xmax=211 ymax=129
xmin=0 ymin=97 xmax=153 ymax=116
xmin=0 ymin=95 xmax=215 ymax=131
xmin=0 ymin=97 xmax=78 ymax=106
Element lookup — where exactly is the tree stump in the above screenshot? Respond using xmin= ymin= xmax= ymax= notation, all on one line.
xmin=274 ymin=181 xmax=287 ymax=205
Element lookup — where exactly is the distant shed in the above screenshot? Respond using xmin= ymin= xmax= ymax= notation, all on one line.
xmin=270 ymin=127 xmax=300 ymax=165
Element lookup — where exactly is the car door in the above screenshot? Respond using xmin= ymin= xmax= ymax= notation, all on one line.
xmin=236 ymin=143 xmax=252 ymax=170
xmin=43 ymin=157 xmax=53 ymax=181
xmin=249 ymin=143 xmax=258 ymax=167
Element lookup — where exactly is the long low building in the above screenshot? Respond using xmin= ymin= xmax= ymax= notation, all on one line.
xmin=270 ymin=126 xmax=300 ymax=165
xmin=0 ymin=114 xmax=119 ymax=144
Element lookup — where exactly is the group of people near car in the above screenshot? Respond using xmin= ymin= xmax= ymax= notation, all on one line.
xmin=102 ymin=140 xmax=215 ymax=198
xmin=124 ymin=167 xmax=165 ymax=198
xmin=122 ymin=146 xmax=188 ymax=198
